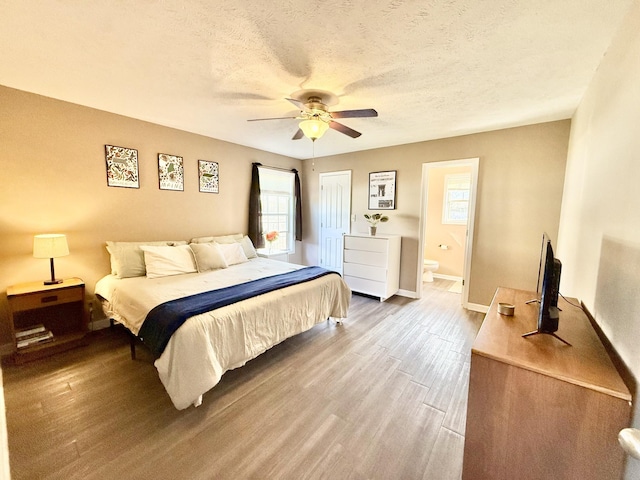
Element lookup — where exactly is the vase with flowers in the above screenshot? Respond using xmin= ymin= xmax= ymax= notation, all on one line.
xmin=363 ymin=213 xmax=389 ymax=236
xmin=265 ymin=230 xmax=279 ymax=252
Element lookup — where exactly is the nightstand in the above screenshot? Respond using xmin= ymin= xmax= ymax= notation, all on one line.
xmin=7 ymin=277 xmax=88 ymax=364
xmin=256 ymin=249 xmax=289 ymax=262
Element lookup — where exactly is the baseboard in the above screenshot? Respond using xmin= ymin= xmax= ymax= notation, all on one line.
xmin=398 ymin=288 xmax=487 ymax=313
xmin=397 ymin=289 xmax=418 ymax=299
xmin=581 ymin=302 xmax=637 ymax=400
xmin=433 ymin=273 xmax=463 ymax=282
xmin=466 ymin=302 xmax=489 ymax=314
xmin=90 ymin=318 xmax=112 ymax=331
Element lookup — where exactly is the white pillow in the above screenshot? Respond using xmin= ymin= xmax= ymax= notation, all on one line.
xmin=217 ymin=242 xmax=249 ymax=266
xmin=240 ymin=235 xmax=258 ymax=259
xmin=106 ymin=240 xmax=187 ymax=278
xmin=190 ymin=233 xmax=243 ymax=244
xmin=189 ymin=243 xmax=228 ymax=272
xmin=139 ymin=245 xmax=197 ymax=279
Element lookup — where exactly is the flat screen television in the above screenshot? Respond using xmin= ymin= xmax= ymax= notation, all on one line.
xmin=537 ymin=233 xmax=561 ymax=333
xmin=523 ymin=233 xmax=570 ymax=345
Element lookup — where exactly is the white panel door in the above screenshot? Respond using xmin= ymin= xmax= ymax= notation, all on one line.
xmin=319 ymin=171 xmax=351 ymax=273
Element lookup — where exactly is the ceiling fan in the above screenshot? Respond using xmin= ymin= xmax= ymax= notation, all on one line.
xmin=247 ymin=90 xmax=378 ymax=141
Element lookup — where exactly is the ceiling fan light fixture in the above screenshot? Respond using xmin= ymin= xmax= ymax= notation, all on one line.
xmin=299 ymin=119 xmax=329 ymax=141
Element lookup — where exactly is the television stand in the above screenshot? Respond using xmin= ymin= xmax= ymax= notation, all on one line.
xmin=521 ymin=329 xmax=571 ymax=346
xmin=525 ymin=298 xmax=562 ymax=311
xmin=462 ymin=287 xmax=632 ymax=480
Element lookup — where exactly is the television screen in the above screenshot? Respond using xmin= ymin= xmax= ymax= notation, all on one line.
xmin=538 ymin=234 xmax=561 ymax=333
xmin=535 ymin=233 xmax=549 ymax=299
xmin=523 ymin=233 xmax=570 ymax=344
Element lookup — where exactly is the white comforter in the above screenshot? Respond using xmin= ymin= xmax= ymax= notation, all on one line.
xmin=95 ymin=258 xmax=351 ymax=409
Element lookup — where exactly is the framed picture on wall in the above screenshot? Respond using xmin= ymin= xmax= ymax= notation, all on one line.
xmin=368 ymin=170 xmax=397 ymax=210
xmin=105 ymin=145 xmax=139 ymax=188
xmin=198 ymin=160 xmax=219 ymax=193
xmin=158 ymin=153 xmax=184 ymax=191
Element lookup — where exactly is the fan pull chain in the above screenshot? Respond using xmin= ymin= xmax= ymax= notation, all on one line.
xmin=312 ymin=140 xmax=315 ymax=171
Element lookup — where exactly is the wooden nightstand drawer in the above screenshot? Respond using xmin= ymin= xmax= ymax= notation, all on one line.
xmin=9 ymin=286 xmax=84 ymax=312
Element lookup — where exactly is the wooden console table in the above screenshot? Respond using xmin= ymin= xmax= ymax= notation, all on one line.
xmin=462 ymin=287 xmax=632 ymax=480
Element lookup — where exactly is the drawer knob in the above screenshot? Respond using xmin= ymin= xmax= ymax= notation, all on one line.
xmin=41 ymin=295 xmax=58 ymax=303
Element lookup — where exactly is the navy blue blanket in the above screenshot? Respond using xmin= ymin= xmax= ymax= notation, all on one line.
xmin=138 ymin=266 xmax=337 ymax=357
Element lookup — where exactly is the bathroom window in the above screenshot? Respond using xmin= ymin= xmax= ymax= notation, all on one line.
xmin=443 ymin=173 xmax=471 ymax=225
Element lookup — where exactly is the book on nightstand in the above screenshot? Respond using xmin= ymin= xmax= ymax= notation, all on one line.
xmin=15 ymin=325 xmax=55 ymax=349
xmin=15 ymin=324 xmax=46 ymax=338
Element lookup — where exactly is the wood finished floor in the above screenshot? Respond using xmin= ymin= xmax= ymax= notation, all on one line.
xmin=2 ymin=279 xmax=484 ymax=480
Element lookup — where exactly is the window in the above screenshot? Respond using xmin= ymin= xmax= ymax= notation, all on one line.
xmin=259 ymin=167 xmax=295 ymax=252
xmin=443 ymin=173 xmax=471 ymax=225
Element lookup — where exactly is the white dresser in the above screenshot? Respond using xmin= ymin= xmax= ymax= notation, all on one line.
xmin=343 ymin=233 xmax=401 ymax=302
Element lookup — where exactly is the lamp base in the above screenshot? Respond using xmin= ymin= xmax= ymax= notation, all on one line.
xmin=44 ymin=258 xmax=63 ymax=285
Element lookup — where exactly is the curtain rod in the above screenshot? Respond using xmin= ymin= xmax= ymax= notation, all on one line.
xmin=254 ymin=162 xmax=298 ymax=173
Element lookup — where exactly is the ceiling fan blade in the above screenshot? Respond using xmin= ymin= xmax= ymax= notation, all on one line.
xmin=292 ymin=128 xmax=304 ymax=140
xmin=247 ymin=116 xmax=298 ymax=122
xmin=286 ymin=98 xmax=304 ymax=109
xmin=330 ymin=121 xmax=362 ymax=138
xmin=330 ymin=108 xmax=378 ymax=119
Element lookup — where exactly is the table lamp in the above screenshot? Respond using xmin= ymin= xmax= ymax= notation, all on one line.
xmin=33 ymin=234 xmax=69 ymax=285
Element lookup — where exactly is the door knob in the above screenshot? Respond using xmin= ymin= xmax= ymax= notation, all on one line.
xmin=619 ymin=428 xmax=640 ymax=459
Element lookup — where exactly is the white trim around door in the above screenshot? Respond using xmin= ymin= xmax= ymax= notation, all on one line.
xmin=417 ymin=158 xmax=479 ymax=309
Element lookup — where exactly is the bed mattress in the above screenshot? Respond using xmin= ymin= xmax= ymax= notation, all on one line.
xmin=95 ymin=258 xmax=351 ymax=409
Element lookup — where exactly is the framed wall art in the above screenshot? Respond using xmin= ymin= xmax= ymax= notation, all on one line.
xmin=198 ymin=160 xmax=219 ymax=193
xmin=368 ymin=170 xmax=397 ymax=210
xmin=158 ymin=153 xmax=184 ymax=191
xmin=105 ymin=145 xmax=139 ymax=188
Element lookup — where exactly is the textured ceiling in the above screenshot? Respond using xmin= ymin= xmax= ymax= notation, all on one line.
xmin=0 ymin=1 xmax=634 ymax=159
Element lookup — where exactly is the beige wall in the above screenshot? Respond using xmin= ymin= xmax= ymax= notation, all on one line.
xmin=302 ymin=120 xmax=570 ymax=306
xmin=558 ymin=3 xmax=640 ymax=477
xmin=0 ymin=84 xmax=571 ymax=346
xmin=425 ymin=165 xmax=470 ymax=278
xmin=0 ymin=86 xmax=300 ymax=347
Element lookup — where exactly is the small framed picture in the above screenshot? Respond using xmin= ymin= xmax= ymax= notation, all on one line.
xmin=158 ymin=153 xmax=184 ymax=191
xmin=105 ymin=145 xmax=139 ymax=188
xmin=198 ymin=160 xmax=219 ymax=193
xmin=369 ymin=170 xmax=397 ymax=210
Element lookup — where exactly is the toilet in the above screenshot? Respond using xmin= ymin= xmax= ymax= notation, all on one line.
xmin=423 ymin=259 xmax=439 ymax=282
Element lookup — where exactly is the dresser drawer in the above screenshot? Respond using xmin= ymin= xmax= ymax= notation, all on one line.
xmin=343 ymin=262 xmax=386 ymax=281
xmin=344 ymin=235 xmax=388 ymax=253
xmin=9 ymin=286 xmax=84 ymax=312
xmin=344 ymin=249 xmax=387 ymax=267
xmin=344 ymin=275 xmax=386 ymax=297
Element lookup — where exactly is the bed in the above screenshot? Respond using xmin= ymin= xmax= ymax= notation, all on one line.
xmin=95 ymin=237 xmax=351 ymax=409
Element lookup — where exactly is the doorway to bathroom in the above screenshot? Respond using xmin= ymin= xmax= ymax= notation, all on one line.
xmin=417 ymin=158 xmax=479 ymax=308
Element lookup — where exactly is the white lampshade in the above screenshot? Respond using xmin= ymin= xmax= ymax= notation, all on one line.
xmin=299 ymin=119 xmax=329 ymax=141
xmin=33 ymin=234 xmax=69 ymax=259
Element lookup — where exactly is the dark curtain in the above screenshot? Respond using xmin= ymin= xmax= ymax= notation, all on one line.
xmin=293 ymin=169 xmax=302 ymax=241
xmin=248 ymin=163 xmax=264 ymax=248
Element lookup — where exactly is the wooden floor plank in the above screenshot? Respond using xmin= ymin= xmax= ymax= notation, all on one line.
xmin=421 ymin=427 xmax=466 ymax=480
xmin=2 ymin=279 xmax=484 ymax=479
